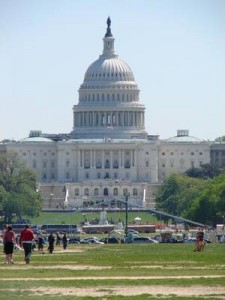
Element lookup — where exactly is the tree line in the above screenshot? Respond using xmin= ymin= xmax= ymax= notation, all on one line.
xmin=155 ymin=164 xmax=225 ymax=227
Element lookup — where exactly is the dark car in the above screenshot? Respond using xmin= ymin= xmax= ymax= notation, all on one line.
xmin=100 ymin=237 xmax=121 ymax=244
xmin=69 ymin=237 xmax=80 ymax=244
xmin=132 ymin=237 xmax=158 ymax=243
xmin=163 ymin=237 xmax=184 ymax=243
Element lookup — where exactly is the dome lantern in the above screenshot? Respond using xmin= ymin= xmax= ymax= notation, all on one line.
xmin=102 ymin=17 xmax=115 ymax=58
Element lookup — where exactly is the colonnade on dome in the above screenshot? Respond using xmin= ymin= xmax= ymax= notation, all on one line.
xmin=73 ymin=110 xmax=145 ymax=129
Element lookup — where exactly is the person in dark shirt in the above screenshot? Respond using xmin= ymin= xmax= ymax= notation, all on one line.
xmin=38 ymin=234 xmax=45 ymax=254
xmin=3 ymin=225 xmax=16 ymax=264
xmin=48 ymin=233 xmax=55 ymax=254
xmin=62 ymin=234 xmax=68 ymax=250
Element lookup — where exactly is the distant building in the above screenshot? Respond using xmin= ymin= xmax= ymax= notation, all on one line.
xmin=1 ymin=19 xmax=215 ymax=210
xmin=210 ymin=142 xmax=225 ymax=167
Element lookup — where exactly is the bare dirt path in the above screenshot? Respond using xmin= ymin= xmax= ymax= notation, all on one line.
xmin=2 ymin=286 xmax=225 ymax=297
xmin=1 ymin=275 xmax=225 ymax=280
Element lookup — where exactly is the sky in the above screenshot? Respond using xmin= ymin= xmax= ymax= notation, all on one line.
xmin=0 ymin=0 xmax=225 ymax=141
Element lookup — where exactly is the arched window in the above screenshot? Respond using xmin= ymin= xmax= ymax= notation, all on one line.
xmin=133 ymin=188 xmax=138 ymax=196
xmin=125 ymin=160 xmax=130 ymax=168
xmin=113 ymin=160 xmax=118 ymax=168
xmin=105 ymin=159 xmax=110 ymax=169
xmin=96 ymin=160 xmax=102 ymax=169
xmin=75 ymin=188 xmax=79 ymax=196
xmin=84 ymin=188 xmax=89 ymax=196
xmin=104 ymin=188 xmax=108 ymax=196
xmin=94 ymin=188 xmax=99 ymax=196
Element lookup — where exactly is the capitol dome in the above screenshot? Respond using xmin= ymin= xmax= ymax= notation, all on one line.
xmin=70 ymin=18 xmax=147 ymax=139
xmin=83 ymin=57 xmax=135 ymax=83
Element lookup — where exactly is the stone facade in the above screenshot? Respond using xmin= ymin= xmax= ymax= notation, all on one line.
xmin=0 ymin=19 xmax=217 ymax=210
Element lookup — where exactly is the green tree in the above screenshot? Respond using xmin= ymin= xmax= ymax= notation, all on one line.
xmin=155 ymin=173 xmax=206 ymax=217
xmin=156 ymin=172 xmax=225 ymax=226
xmin=0 ymin=152 xmax=43 ymax=223
xmin=185 ymin=163 xmax=224 ymax=179
xmin=184 ymin=175 xmax=225 ymax=226
xmin=215 ymin=136 xmax=225 ymax=142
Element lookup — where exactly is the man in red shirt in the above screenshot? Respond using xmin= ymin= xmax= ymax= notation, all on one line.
xmin=19 ymin=225 xmax=35 ymax=264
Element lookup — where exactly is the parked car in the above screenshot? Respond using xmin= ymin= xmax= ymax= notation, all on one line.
xmin=127 ymin=230 xmax=139 ymax=235
xmin=161 ymin=237 xmax=184 ymax=243
xmin=69 ymin=237 xmax=80 ymax=244
xmin=132 ymin=237 xmax=158 ymax=243
xmin=100 ymin=237 xmax=121 ymax=244
xmin=80 ymin=238 xmax=104 ymax=244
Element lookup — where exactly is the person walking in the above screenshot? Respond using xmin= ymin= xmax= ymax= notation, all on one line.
xmin=62 ymin=233 xmax=68 ymax=250
xmin=37 ymin=234 xmax=45 ymax=254
xmin=3 ymin=225 xmax=16 ymax=264
xmin=48 ymin=233 xmax=55 ymax=254
xmin=194 ymin=232 xmax=200 ymax=252
xmin=19 ymin=225 xmax=35 ymax=264
xmin=56 ymin=232 xmax=61 ymax=246
xmin=198 ymin=231 xmax=205 ymax=252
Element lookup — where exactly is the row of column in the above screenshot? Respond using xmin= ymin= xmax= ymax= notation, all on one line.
xmin=79 ymin=149 xmax=136 ymax=169
xmin=73 ymin=111 xmax=145 ymax=128
xmin=79 ymin=91 xmax=138 ymax=102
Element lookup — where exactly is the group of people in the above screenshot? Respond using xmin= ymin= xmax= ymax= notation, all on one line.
xmin=2 ymin=224 xmax=68 ymax=264
xmin=3 ymin=224 xmax=35 ymax=264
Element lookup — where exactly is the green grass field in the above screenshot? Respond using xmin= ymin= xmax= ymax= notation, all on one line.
xmin=29 ymin=211 xmax=159 ymax=226
xmin=0 ymin=242 xmax=224 ymax=299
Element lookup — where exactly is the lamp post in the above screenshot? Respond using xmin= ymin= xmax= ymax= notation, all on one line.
xmin=125 ymin=193 xmax=129 ymax=237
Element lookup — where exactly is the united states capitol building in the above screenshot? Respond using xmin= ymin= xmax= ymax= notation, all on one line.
xmin=1 ymin=19 xmax=223 ymax=210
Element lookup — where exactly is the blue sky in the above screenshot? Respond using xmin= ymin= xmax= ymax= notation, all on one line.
xmin=0 ymin=0 xmax=224 ymax=141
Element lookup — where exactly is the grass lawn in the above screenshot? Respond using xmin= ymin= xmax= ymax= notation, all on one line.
xmin=0 ymin=242 xmax=224 ymax=299
xmin=28 ymin=211 xmax=159 ymax=226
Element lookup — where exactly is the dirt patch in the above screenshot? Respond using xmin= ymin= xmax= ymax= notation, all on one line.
xmin=0 ymin=264 xmax=111 ymax=270
xmin=2 ymin=286 xmax=225 ymax=297
xmin=2 ymin=275 xmax=225 ymax=280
